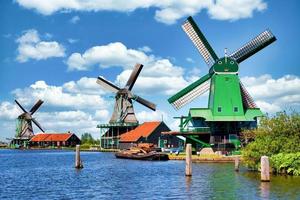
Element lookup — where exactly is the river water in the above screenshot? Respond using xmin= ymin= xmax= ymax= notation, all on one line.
xmin=0 ymin=149 xmax=299 ymax=200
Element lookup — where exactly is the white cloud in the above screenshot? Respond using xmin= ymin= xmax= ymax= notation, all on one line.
xmin=16 ymin=29 xmax=65 ymax=62
xmin=16 ymin=0 xmax=267 ymax=24
xmin=136 ymin=110 xmax=169 ymax=123
xmin=242 ymin=75 xmax=300 ymax=100
xmin=70 ymin=15 xmax=80 ymax=24
xmin=186 ymin=57 xmax=195 ymax=63
xmin=68 ymin=38 xmax=78 ymax=43
xmin=208 ymin=0 xmax=267 ymax=21
xmin=67 ymin=42 xmax=151 ymax=71
xmin=34 ymin=110 xmax=108 ymax=138
xmin=63 ymin=77 xmax=106 ymax=95
xmin=116 ymin=69 xmax=187 ymax=95
xmin=0 ymin=101 xmax=20 ymax=120
xmin=12 ymin=80 xmax=107 ymax=110
xmin=69 ymin=42 xmax=189 ymax=95
xmin=138 ymin=46 xmax=152 ymax=53
xmin=242 ymin=74 xmax=300 ymax=113
xmin=255 ymin=101 xmax=281 ymax=114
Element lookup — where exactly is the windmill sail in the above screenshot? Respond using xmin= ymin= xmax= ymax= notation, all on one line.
xmin=96 ymin=63 xmax=156 ymax=124
xmin=182 ymin=16 xmax=219 ymax=67
xmin=239 ymin=82 xmax=257 ymax=108
xmin=30 ymin=100 xmax=44 ymax=114
xmin=230 ymin=29 xmax=276 ymax=63
xmin=125 ymin=64 xmax=143 ymax=90
xmin=168 ymin=74 xmax=211 ymax=110
xmin=134 ymin=95 xmax=156 ymax=111
xmin=96 ymin=77 xmax=120 ymax=93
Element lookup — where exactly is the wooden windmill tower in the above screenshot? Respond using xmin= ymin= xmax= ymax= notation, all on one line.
xmin=167 ymin=16 xmax=276 ymax=149
xmin=96 ymin=64 xmax=156 ymax=149
xmin=12 ymin=99 xmax=45 ymax=147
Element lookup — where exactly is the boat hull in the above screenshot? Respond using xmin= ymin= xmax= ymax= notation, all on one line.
xmin=115 ymin=152 xmax=169 ymax=161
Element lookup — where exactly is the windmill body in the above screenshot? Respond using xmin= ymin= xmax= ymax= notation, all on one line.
xmin=167 ymin=16 xmax=276 ymax=149
xmin=96 ymin=64 xmax=156 ymax=149
xmin=16 ymin=113 xmax=34 ymax=138
xmin=109 ymin=89 xmax=138 ymax=124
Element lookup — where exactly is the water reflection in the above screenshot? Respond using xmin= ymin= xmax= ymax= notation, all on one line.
xmin=260 ymin=182 xmax=270 ymax=199
xmin=185 ymin=176 xmax=192 ymax=192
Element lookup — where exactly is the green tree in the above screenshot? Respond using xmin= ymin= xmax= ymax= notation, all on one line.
xmin=81 ymin=133 xmax=96 ymax=144
xmin=242 ymin=112 xmax=300 ymax=172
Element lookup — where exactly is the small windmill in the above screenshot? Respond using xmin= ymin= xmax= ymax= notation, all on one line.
xmin=97 ymin=64 xmax=156 ymax=124
xmin=167 ymin=16 xmax=276 ymax=147
xmin=15 ymin=99 xmax=45 ymax=138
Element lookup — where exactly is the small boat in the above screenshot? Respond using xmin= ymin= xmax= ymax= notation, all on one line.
xmin=115 ymin=146 xmax=169 ymax=161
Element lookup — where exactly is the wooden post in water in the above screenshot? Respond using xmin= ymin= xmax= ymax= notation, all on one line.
xmin=75 ymin=145 xmax=83 ymax=169
xmin=261 ymin=156 xmax=270 ymax=182
xmin=185 ymin=144 xmax=192 ymax=176
xmin=234 ymin=156 xmax=239 ymax=171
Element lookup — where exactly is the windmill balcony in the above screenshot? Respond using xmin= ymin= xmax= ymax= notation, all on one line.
xmin=180 ymin=126 xmax=211 ymax=134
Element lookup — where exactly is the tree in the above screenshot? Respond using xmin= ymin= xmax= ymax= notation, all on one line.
xmin=242 ymin=112 xmax=300 ymax=172
xmin=81 ymin=133 xmax=96 ymax=144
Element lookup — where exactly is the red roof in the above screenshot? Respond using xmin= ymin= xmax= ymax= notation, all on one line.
xmin=30 ymin=133 xmax=74 ymax=142
xmin=120 ymin=121 xmax=161 ymax=142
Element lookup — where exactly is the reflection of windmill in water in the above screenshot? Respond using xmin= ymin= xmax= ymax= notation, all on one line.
xmin=96 ymin=64 xmax=156 ymax=149
xmin=166 ymin=16 xmax=276 ymax=150
xmin=11 ymin=99 xmax=45 ymax=148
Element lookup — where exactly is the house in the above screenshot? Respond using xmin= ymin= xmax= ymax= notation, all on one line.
xmin=119 ymin=121 xmax=181 ymax=149
xmin=30 ymin=133 xmax=81 ymax=147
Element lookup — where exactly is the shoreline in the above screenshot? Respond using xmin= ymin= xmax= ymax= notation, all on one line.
xmin=2 ymin=148 xmax=240 ymax=163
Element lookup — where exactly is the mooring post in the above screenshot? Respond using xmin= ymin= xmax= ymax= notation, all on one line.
xmin=185 ymin=143 xmax=192 ymax=176
xmin=75 ymin=145 xmax=83 ymax=169
xmin=235 ymin=156 xmax=239 ymax=171
xmin=261 ymin=156 xmax=270 ymax=182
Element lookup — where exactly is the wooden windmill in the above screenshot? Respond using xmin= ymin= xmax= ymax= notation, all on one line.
xmin=97 ymin=63 xmax=156 ymax=124
xmin=96 ymin=64 xmax=156 ymax=149
xmin=12 ymin=99 xmax=45 ymax=147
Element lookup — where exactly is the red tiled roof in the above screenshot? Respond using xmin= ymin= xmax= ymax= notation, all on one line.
xmin=30 ymin=133 xmax=74 ymax=142
xmin=120 ymin=121 xmax=161 ymax=142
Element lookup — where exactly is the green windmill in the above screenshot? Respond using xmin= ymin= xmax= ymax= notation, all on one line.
xmin=167 ymin=16 xmax=276 ymax=150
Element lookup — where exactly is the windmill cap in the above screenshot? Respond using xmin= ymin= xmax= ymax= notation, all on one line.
xmin=210 ymin=57 xmax=238 ymax=74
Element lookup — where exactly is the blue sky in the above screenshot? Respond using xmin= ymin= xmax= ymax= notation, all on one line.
xmin=0 ymin=0 xmax=299 ymax=141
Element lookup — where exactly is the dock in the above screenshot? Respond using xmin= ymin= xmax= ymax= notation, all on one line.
xmin=169 ymin=154 xmax=241 ymax=163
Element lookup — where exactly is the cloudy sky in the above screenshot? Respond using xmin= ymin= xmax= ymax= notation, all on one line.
xmin=0 ymin=0 xmax=299 ymax=141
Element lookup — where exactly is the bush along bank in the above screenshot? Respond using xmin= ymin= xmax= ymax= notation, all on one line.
xmin=241 ymin=112 xmax=300 ymax=175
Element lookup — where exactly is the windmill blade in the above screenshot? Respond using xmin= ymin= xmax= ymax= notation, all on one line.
xmin=15 ymin=100 xmax=27 ymax=113
xmin=125 ymin=64 xmax=143 ymax=91
xmin=31 ymin=118 xmax=45 ymax=132
xmin=96 ymin=77 xmax=120 ymax=93
xmin=30 ymin=99 xmax=44 ymax=115
xmin=168 ymin=74 xmax=211 ymax=110
xmin=133 ymin=95 xmax=156 ymax=111
xmin=182 ymin=16 xmax=219 ymax=67
xmin=239 ymin=81 xmax=257 ymax=108
xmin=230 ymin=29 xmax=276 ymax=63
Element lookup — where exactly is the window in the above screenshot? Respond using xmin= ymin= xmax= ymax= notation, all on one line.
xmin=234 ymin=107 xmax=238 ymax=112
xmin=217 ymin=107 xmax=222 ymax=112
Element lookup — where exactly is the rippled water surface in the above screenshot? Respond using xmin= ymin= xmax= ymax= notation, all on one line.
xmin=0 ymin=149 xmax=299 ymax=200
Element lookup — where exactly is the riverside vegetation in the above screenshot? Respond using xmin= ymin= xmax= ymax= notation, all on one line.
xmin=80 ymin=133 xmax=99 ymax=149
xmin=241 ymin=112 xmax=300 ymax=175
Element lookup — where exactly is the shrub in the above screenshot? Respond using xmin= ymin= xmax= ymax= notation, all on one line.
xmin=270 ymin=153 xmax=300 ymax=176
xmin=242 ymin=112 xmax=300 ymax=173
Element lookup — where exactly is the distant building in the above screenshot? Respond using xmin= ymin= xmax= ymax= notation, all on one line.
xmin=119 ymin=121 xmax=181 ymax=149
xmin=0 ymin=141 xmax=8 ymax=148
xmin=30 ymin=133 xmax=80 ymax=147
